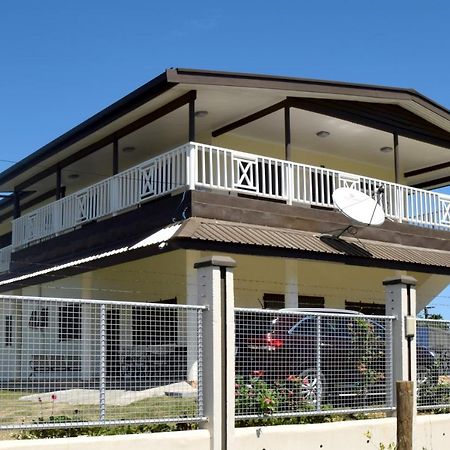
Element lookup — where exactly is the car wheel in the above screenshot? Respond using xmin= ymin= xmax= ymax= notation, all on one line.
xmin=298 ymin=368 xmax=324 ymax=406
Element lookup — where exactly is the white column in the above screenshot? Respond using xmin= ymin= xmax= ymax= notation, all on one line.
xmin=186 ymin=250 xmax=200 ymax=385
xmin=20 ymin=286 xmax=41 ymax=379
xmin=285 ymin=259 xmax=298 ymax=308
xmin=383 ymin=275 xmax=417 ymax=406
xmin=81 ymin=273 xmax=94 ymax=380
xmin=195 ymin=255 xmax=236 ymax=450
xmin=187 ymin=143 xmax=197 ymax=190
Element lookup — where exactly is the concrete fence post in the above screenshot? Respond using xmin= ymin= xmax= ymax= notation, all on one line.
xmin=195 ymin=255 xmax=236 ymax=450
xmin=383 ymin=275 xmax=417 ymax=446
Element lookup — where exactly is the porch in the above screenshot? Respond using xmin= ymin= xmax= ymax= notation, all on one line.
xmin=0 ymin=256 xmax=449 ymax=449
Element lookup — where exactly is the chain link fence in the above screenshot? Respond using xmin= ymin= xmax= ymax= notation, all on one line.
xmin=2 ymin=294 xmax=450 ymax=430
xmin=0 ymin=296 xmax=205 ymax=429
xmin=235 ymin=308 xmax=394 ymax=418
xmin=417 ymin=318 xmax=450 ymax=410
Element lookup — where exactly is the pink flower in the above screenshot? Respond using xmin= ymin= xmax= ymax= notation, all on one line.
xmin=51 ymin=394 xmax=57 ymax=401
xmin=252 ymin=370 xmax=265 ymax=377
xmin=287 ymin=374 xmax=300 ymax=382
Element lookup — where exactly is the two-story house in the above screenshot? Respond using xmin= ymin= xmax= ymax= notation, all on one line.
xmin=0 ymin=68 xmax=449 ymax=380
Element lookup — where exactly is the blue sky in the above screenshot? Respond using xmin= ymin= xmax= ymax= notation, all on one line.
xmin=0 ymin=1 xmax=449 ymax=314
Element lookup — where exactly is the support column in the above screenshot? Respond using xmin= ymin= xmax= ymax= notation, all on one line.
xmin=383 ymin=275 xmax=417 ymax=406
xmin=285 ymin=259 xmax=298 ymax=308
xmin=186 ymin=250 xmax=200 ymax=385
xmin=56 ymin=165 xmax=63 ymax=200
xmin=113 ymin=137 xmax=119 ymax=175
xmin=13 ymin=189 xmax=21 ymax=219
xmin=189 ymin=94 xmax=197 ymax=142
xmin=195 ymin=255 xmax=236 ymax=450
xmin=81 ymin=273 xmax=94 ymax=381
xmin=284 ymin=105 xmax=291 ymax=161
xmin=393 ymin=131 xmax=400 ymax=184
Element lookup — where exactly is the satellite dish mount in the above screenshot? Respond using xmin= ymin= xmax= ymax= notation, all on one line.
xmin=327 ymin=187 xmax=386 ymax=238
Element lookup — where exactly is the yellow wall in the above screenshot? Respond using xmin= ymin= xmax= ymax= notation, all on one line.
xmin=19 ymin=250 xmax=448 ymax=312
xmin=25 ymin=250 xmax=188 ymax=302
xmin=214 ymin=133 xmax=394 ymax=182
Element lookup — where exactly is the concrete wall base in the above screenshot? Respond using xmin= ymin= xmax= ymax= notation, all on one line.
xmin=0 ymin=415 xmax=449 ymax=450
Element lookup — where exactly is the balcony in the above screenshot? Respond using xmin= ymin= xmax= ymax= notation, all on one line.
xmin=7 ymin=142 xmax=450 ymax=257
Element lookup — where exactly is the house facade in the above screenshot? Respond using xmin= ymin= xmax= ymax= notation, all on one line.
xmin=0 ymin=68 xmax=449 ymax=381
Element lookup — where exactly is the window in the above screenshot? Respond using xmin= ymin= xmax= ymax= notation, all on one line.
xmin=58 ymin=304 xmax=81 ymax=341
xmin=345 ymin=301 xmax=385 ymax=316
xmin=298 ymin=295 xmax=325 ymax=308
xmin=5 ymin=315 xmax=12 ymax=347
xmin=263 ymin=293 xmax=285 ymax=310
xmin=132 ymin=298 xmax=178 ymax=346
xmin=28 ymin=307 xmax=48 ymax=330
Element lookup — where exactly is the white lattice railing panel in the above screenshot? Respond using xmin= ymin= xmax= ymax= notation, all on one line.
xmin=440 ymin=197 xmax=450 ymax=225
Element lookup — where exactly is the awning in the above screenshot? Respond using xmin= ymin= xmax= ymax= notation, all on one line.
xmin=1 ymin=218 xmax=449 ymax=290
xmin=174 ymin=218 xmax=450 ymax=273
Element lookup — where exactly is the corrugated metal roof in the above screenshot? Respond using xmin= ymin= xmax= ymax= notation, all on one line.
xmin=1 ymin=218 xmax=448 ymax=288
xmin=130 ymin=223 xmax=182 ymax=250
xmin=175 ymin=218 xmax=450 ymax=269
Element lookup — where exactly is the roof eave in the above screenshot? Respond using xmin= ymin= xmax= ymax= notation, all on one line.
xmin=168 ymin=68 xmax=450 ymax=122
xmin=2 ymin=67 xmax=450 ymax=188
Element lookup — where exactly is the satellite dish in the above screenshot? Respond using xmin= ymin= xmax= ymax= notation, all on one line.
xmin=332 ymin=187 xmax=385 ymax=227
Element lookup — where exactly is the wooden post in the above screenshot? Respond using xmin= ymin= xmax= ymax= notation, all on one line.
xmin=397 ymin=381 xmax=413 ymax=450
xmin=284 ymin=105 xmax=291 ymax=161
xmin=56 ymin=165 xmax=62 ymax=200
xmin=393 ymin=131 xmax=400 ymax=184
xmin=189 ymin=94 xmax=196 ymax=142
xmin=13 ymin=189 xmax=21 ymax=219
xmin=112 ymin=137 xmax=119 ymax=175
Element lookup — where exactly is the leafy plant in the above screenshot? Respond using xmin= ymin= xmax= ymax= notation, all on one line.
xmin=348 ymin=318 xmax=385 ymax=403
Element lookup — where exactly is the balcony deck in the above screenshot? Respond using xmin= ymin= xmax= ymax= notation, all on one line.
xmin=2 ymin=142 xmax=449 ymax=273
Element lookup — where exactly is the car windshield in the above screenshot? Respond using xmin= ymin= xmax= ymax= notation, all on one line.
xmin=271 ymin=313 xmax=385 ymax=339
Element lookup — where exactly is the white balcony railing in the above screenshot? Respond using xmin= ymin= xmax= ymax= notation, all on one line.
xmin=10 ymin=142 xmax=450 ymax=251
xmin=0 ymin=245 xmax=12 ymax=273
xmin=12 ymin=143 xmax=191 ymax=250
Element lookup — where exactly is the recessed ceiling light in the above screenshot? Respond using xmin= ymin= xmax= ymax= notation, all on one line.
xmin=68 ymin=173 xmax=79 ymax=180
xmin=316 ymin=130 xmax=330 ymax=138
xmin=380 ymin=146 xmax=393 ymax=153
xmin=122 ymin=146 xmax=136 ymax=153
xmin=195 ymin=110 xmax=209 ymax=118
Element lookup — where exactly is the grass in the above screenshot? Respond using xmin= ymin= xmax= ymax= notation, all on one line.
xmin=0 ymin=390 xmax=197 ymax=439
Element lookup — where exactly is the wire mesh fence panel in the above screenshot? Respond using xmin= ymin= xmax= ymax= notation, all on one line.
xmin=417 ymin=318 xmax=450 ymax=410
xmin=0 ymin=295 xmax=205 ymax=429
xmin=235 ymin=308 xmax=394 ymax=419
